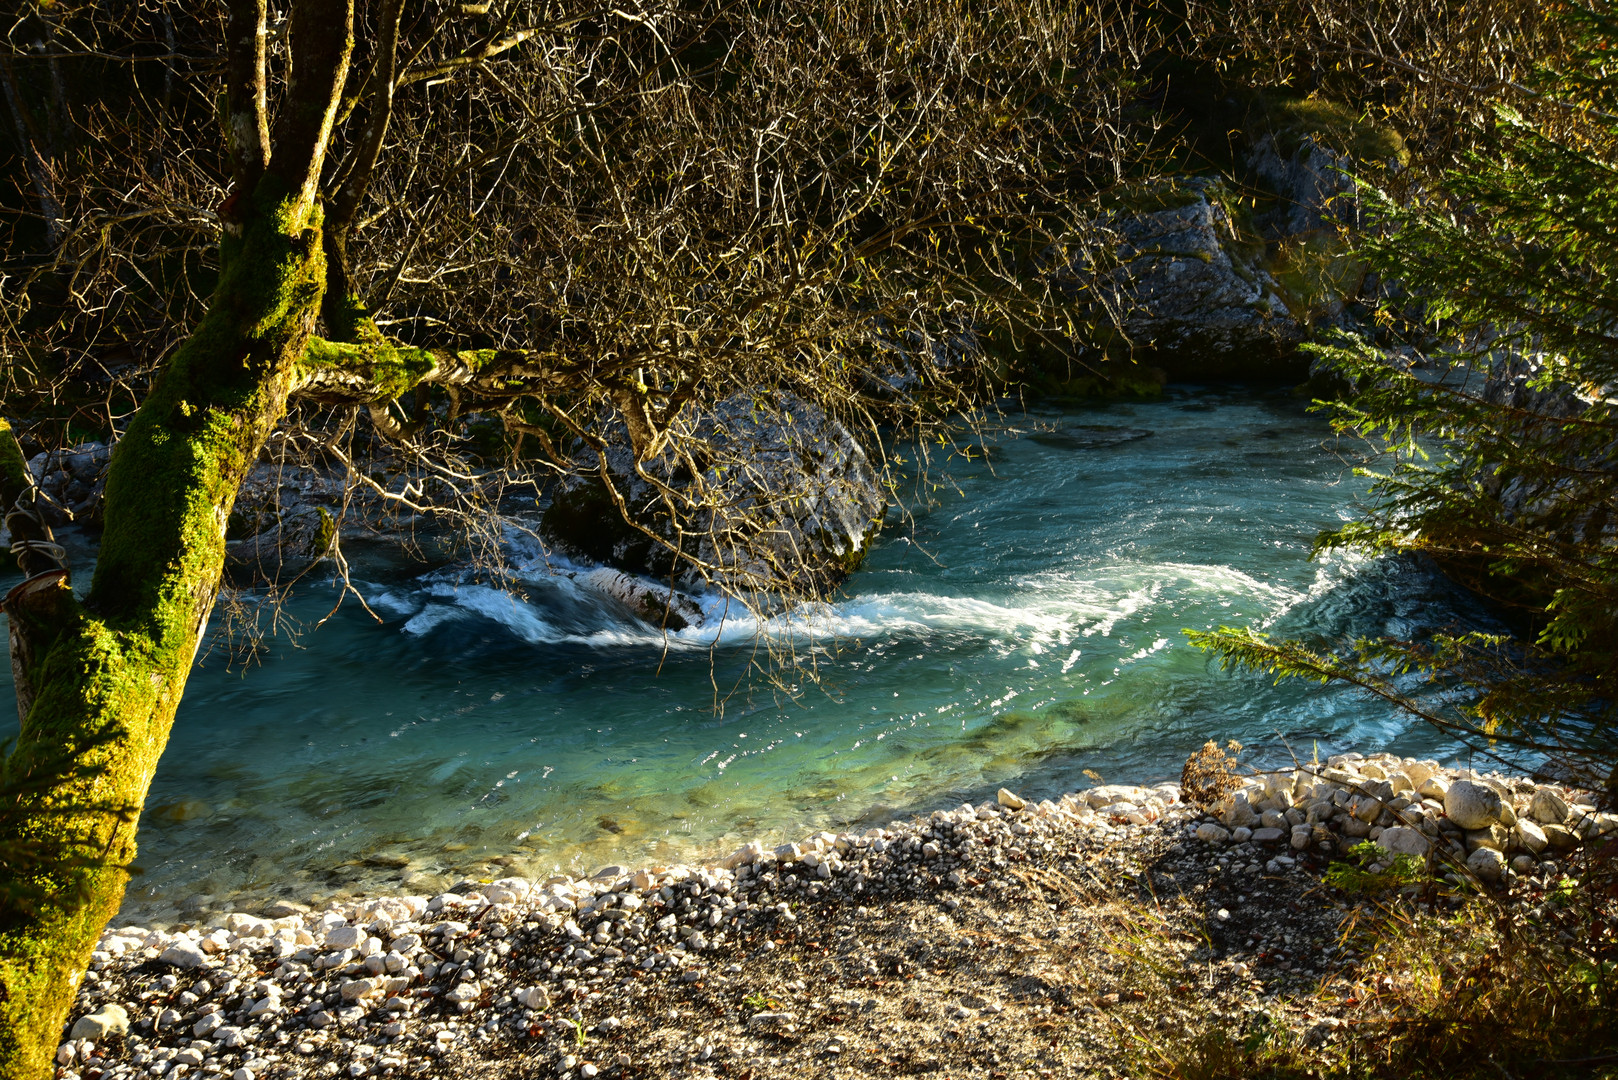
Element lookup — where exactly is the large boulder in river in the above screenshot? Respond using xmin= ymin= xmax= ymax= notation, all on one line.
xmin=1474 ymin=348 xmax=1617 ymax=543
xmin=26 ymin=443 xmax=112 ymax=526
xmin=541 ymin=393 xmax=886 ymax=595
xmin=224 ymin=505 xmax=337 ymax=584
xmin=1062 ymin=181 xmax=1305 ymax=380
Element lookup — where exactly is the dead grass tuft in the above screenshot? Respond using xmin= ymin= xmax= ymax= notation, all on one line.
xmin=1141 ymin=840 xmax=1618 ymax=1079
xmin=1180 ymin=740 xmax=1242 ymax=809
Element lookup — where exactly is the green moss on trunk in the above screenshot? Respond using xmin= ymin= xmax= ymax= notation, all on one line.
xmin=0 ymin=189 xmax=329 ymax=1080
xmin=0 ymin=419 xmax=30 ymax=506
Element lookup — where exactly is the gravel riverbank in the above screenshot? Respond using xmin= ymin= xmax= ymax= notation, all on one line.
xmin=55 ymin=753 xmax=1614 ymax=1080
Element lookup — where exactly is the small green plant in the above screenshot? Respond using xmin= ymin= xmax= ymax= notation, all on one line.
xmin=566 ymin=1018 xmax=588 ymax=1047
xmin=1322 ymin=842 xmax=1425 ymax=895
xmin=743 ymin=991 xmax=784 ymax=1011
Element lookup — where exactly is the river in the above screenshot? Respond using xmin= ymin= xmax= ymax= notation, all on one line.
xmin=0 ymin=386 xmax=1496 ymax=922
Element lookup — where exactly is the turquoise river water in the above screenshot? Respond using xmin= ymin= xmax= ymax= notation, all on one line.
xmin=1 ymin=387 xmax=1497 ymax=920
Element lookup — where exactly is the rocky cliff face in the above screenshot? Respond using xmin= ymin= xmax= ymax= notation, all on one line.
xmin=1065 ymin=183 xmax=1305 ymax=379
xmin=1246 ymin=133 xmax=1359 ymax=242
xmin=19 ymin=444 xmax=362 ymax=584
xmin=540 ymin=392 xmax=887 ymax=596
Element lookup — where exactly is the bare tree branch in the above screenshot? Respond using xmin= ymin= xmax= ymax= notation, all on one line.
xmin=223 ymin=0 xmax=269 ymax=197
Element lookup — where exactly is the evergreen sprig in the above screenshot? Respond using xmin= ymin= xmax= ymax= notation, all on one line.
xmin=1193 ymin=3 xmax=1618 ymax=793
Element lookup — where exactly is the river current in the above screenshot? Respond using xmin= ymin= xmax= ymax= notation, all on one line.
xmin=2 ymin=387 xmax=1496 ymax=920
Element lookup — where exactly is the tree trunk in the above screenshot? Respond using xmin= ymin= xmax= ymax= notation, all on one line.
xmin=0 ymin=178 xmax=333 ymax=1080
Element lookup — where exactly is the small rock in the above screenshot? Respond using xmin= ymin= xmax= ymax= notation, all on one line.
xmin=445 ymin=982 xmax=482 ymax=1004
xmin=247 ymin=993 xmax=281 ymax=1018
xmin=1376 ymin=827 xmax=1430 ymax=858
xmin=748 ymin=1011 xmax=797 ymax=1034
xmin=1417 ymin=776 xmax=1450 ymax=801
xmin=325 ymin=925 xmax=367 ymax=950
xmin=1220 ymin=792 xmax=1260 ymax=830
xmin=340 ymin=978 xmax=379 ymax=1002
xmin=997 ymin=789 xmax=1026 ymax=811
xmin=1514 ymin=819 xmax=1548 ymax=855
xmin=1530 ymin=788 xmax=1570 ymax=825
xmin=159 ymin=940 xmax=206 ymax=970
xmin=233 ymin=1070 xmax=256 ymax=1080
xmin=69 ymin=1005 xmax=129 ymax=1041
xmin=1401 ymin=760 xmax=1437 ymax=785
xmin=262 ymin=900 xmax=308 ymax=918
xmin=1464 ymin=824 xmax=1509 ymax=853
xmin=721 ymin=842 xmax=764 ymax=870
xmin=1467 ymin=846 xmax=1507 ymax=883
xmin=1250 ymin=827 xmax=1285 ymax=843
xmin=1351 ymin=796 xmax=1383 ymax=824
xmin=1543 ymin=823 xmax=1580 ymax=850
xmin=516 ymin=986 xmax=551 ymax=1010
xmin=1196 ymin=823 xmax=1230 ymax=845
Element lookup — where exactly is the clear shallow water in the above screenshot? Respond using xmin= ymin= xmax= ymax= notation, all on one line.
xmin=0 ymin=387 xmax=1495 ymax=920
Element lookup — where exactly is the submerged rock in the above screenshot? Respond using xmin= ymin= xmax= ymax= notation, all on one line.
xmin=568 ymin=566 xmax=705 ymax=631
xmin=1028 ymin=425 xmax=1152 ymax=451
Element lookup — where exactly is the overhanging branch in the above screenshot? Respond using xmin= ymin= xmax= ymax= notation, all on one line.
xmin=294 ymin=337 xmax=559 ymax=406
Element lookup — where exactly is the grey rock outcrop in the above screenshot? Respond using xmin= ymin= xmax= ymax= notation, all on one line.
xmin=1064 ymin=184 xmax=1305 ymax=379
xmin=1245 ymin=134 xmax=1358 ymax=241
xmin=873 ymin=318 xmax=981 ymax=395
xmin=541 ymin=392 xmax=886 ymax=595
xmin=224 ymin=504 xmax=337 ymax=584
xmin=1480 ymin=349 xmax=1618 ymax=533
xmin=18 ymin=441 xmax=346 ymax=584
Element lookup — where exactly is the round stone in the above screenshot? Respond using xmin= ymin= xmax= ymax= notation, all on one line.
xmin=1445 ymin=780 xmax=1503 ymax=830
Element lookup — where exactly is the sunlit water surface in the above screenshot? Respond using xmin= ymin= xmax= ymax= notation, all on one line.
xmin=0 ymin=387 xmax=1498 ymax=921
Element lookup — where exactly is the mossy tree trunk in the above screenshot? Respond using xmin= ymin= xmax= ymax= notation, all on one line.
xmin=0 ymin=3 xmax=565 ymax=1067
xmin=0 ymin=2 xmax=354 ymax=1074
